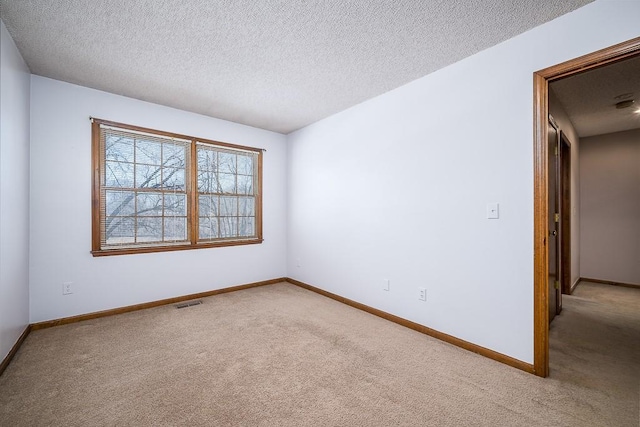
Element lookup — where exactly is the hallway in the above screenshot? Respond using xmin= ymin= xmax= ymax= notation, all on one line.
xmin=549 ymin=281 xmax=640 ymax=425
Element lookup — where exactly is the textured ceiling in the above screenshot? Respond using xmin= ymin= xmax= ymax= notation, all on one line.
xmin=550 ymin=54 xmax=640 ymax=138
xmin=1 ymin=0 xmax=594 ymax=134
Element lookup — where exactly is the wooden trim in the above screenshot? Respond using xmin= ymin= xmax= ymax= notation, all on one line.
xmin=5 ymin=278 xmax=537 ymax=376
xmin=91 ymin=238 xmax=263 ymax=257
xmin=189 ymin=140 xmax=198 ymax=244
xmin=532 ymin=37 xmax=640 ymax=378
xmin=286 ymin=278 xmax=535 ymax=375
xmin=579 ymin=277 xmax=640 ymax=290
xmin=90 ymin=117 xmax=264 ymax=256
xmin=256 ymin=150 xmax=264 ymax=240
xmin=91 ymin=119 xmax=101 ymax=252
xmin=570 ymin=277 xmax=580 ymax=294
xmin=0 ymin=325 xmax=31 ymax=377
xmin=31 ymin=278 xmax=286 ymax=330
xmin=560 ymin=132 xmax=572 ymax=296
xmin=91 ymin=118 xmax=263 ymax=153
xmin=533 ymin=71 xmax=549 ymax=378
xmin=536 ymin=37 xmax=640 ymax=81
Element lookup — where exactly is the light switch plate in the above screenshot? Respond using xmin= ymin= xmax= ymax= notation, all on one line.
xmin=487 ymin=202 xmax=499 ymax=219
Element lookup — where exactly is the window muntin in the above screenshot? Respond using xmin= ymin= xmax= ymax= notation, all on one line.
xmin=92 ymin=119 xmax=262 ymax=256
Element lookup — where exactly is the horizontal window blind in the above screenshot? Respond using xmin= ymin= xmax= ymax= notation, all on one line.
xmin=100 ymin=126 xmax=190 ymax=249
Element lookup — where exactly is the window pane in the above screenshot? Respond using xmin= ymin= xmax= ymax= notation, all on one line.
xmin=239 ymin=217 xmax=255 ymax=237
xmin=135 ymin=164 xmax=162 ymax=188
xmin=199 ymin=195 xmax=219 ymax=217
xmin=197 ymin=170 xmax=218 ymax=193
xmin=106 ymin=135 xmax=134 ymax=163
xmin=165 ymin=194 xmax=186 ymax=216
xmin=164 ymin=217 xmax=187 ymax=241
xmin=163 ymin=167 xmax=185 ymax=190
xmin=238 ymin=196 xmax=255 ymax=216
xmin=105 ymin=161 xmax=134 ymax=188
xmin=220 ymin=217 xmax=238 ymax=237
xmin=105 ymin=217 xmax=135 ymax=245
xmin=218 ymin=152 xmax=236 ymax=173
xmin=137 ymin=193 xmax=163 ymax=216
xmin=237 ymin=175 xmax=253 ymax=195
xmin=106 ymin=191 xmax=135 ymax=216
xmin=137 ymin=217 xmax=163 ymax=242
xmin=163 ymin=143 xmax=186 ymax=168
xmin=136 ymin=139 xmax=162 ymax=165
xmin=237 ymin=154 xmax=253 ymax=175
xmin=199 ymin=217 xmax=219 ymax=239
xmin=219 ymin=173 xmax=236 ymax=193
xmin=220 ymin=196 xmax=238 ymax=216
xmin=197 ymin=149 xmax=216 ymax=171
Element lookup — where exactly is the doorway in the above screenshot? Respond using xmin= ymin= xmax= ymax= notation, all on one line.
xmin=546 ymin=119 xmax=573 ymax=322
xmin=532 ymin=37 xmax=640 ymax=377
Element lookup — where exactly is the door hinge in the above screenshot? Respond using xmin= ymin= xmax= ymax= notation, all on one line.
xmin=554 ymin=145 xmax=559 ymax=156
xmin=554 ymin=213 xmax=560 ymax=223
xmin=554 ymin=280 xmax=560 ymax=290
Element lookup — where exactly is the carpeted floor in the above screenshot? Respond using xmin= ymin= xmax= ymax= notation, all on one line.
xmin=1 ymin=281 xmax=638 ymax=426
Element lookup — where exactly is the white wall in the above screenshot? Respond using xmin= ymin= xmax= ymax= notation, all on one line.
xmin=287 ymin=0 xmax=640 ymax=364
xmin=29 ymin=77 xmax=287 ymax=323
xmin=0 ymin=20 xmax=31 ymax=360
xmin=549 ymin=89 xmax=581 ymax=288
xmin=580 ymin=129 xmax=640 ymax=285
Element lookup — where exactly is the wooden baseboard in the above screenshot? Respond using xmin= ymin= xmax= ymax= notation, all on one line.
xmin=579 ymin=277 xmax=640 ymax=290
xmin=0 ymin=325 xmax=31 ymax=377
xmin=31 ymin=277 xmax=287 ymax=331
xmin=570 ymin=278 xmax=581 ymax=294
xmin=285 ymin=277 xmax=535 ymax=375
xmin=12 ymin=276 xmax=536 ymax=376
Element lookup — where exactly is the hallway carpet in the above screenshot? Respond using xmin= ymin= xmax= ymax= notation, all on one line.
xmin=1 ymin=281 xmax=638 ymax=426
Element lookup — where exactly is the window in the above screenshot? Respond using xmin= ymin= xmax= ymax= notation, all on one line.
xmin=91 ymin=119 xmax=262 ymax=256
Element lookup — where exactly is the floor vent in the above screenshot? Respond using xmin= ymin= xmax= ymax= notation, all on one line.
xmin=175 ymin=300 xmax=203 ymax=309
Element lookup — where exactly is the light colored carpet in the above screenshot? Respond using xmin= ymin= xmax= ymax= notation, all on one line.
xmin=1 ymin=281 xmax=638 ymax=426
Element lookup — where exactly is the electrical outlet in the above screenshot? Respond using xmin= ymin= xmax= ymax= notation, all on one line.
xmin=63 ymin=282 xmax=73 ymax=295
xmin=418 ymin=287 xmax=427 ymax=301
xmin=383 ymin=279 xmax=390 ymax=291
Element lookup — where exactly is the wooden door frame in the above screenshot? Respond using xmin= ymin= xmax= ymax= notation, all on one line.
xmin=532 ymin=37 xmax=640 ymax=377
xmin=547 ymin=118 xmax=561 ymax=320
xmin=560 ymin=132 xmax=572 ymax=295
